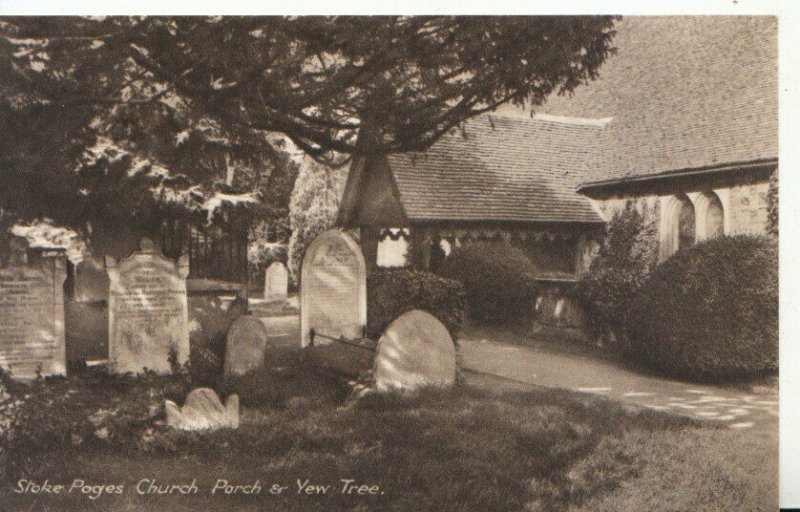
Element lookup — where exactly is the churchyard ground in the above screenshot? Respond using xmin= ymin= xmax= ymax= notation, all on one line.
xmin=0 ymin=349 xmax=777 ymax=512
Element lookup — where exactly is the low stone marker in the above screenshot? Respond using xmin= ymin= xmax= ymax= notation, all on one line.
xmin=106 ymin=238 xmax=189 ymax=374
xmin=374 ymin=310 xmax=456 ymax=391
xmin=300 ymin=230 xmax=366 ymax=347
xmin=264 ymin=261 xmax=288 ymax=301
xmin=0 ymin=237 xmax=67 ymax=379
xmin=224 ymin=315 xmax=270 ymax=376
xmin=165 ymin=387 xmax=239 ymax=431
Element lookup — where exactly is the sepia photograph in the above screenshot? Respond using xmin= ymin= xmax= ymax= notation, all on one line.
xmin=0 ymin=10 xmax=784 ymax=511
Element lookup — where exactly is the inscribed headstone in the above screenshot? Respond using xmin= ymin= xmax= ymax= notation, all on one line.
xmin=374 ymin=310 xmax=456 ymax=391
xmin=0 ymin=237 xmax=67 ymax=379
xmin=300 ymin=230 xmax=366 ymax=347
xmin=264 ymin=261 xmax=288 ymax=301
xmin=106 ymin=238 xmax=189 ymax=374
xmin=224 ymin=315 xmax=269 ymax=376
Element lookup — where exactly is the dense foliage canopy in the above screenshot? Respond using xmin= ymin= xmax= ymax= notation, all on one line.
xmin=0 ymin=16 xmax=617 ymax=237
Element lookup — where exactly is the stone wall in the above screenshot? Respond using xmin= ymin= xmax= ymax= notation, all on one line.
xmin=586 ymin=172 xmax=772 ymax=263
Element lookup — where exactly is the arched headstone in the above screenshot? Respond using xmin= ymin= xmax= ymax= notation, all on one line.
xmin=105 ymin=238 xmax=189 ymax=374
xmin=224 ymin=315 xmax=269 ymax=376
xmin=374 ymin=310 xmax=456 ymax=391
xmin=0 ymin=237 xmax=67 ymax=379
xmin=300 ymin=230 xmax=366 ymax=347
xmin=264 ymin=261 xmax=288 ymax=301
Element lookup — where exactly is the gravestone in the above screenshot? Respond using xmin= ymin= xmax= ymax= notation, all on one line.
xmin=165 ymin=388 xmax=239 ymax=431
xmin=264 ymin=261 xmax=288 ymax=301
xmin=74 ymin=254 xmax=109 ymax=303
xmin=300 ymin=230 xmax=366 ymax=347
xmin=374 ymin=310 xmax=456 ymax=391
xmin=105 ymin=238 xmax=189 ymax=374
xmin=0 ymin=237 xmax=67 ymax=379
xmin=224 ymin=315 xmax=269 ymax=376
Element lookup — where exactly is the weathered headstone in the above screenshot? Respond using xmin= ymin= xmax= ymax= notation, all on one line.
xmin=264 ymin=261 xmax=288 ymax=301
xmin=224 ymin=315 xmax=270 ymax=376
xmin=374 ymin=310 xmax=456 ymax=391
xmin=74 ymin=254 xmax=109 ymax=303
xmin=165 ymin=387 xmax=239 ymax=431
xmin=105 ymin=238 xmax=189 ymax=374
xmin=0 ymin=237 xmax=67 ymax=379
xmin=300 ymin=230 xmax=366 ymax=347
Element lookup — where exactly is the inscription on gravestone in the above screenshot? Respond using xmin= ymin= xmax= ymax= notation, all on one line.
xmin=0 ymin=237 xmax=66 ymax=379
xmin=106 ymin=238 xmax=189 ymax=374
xmin=300 ymin=230 xmax=366 ymax=347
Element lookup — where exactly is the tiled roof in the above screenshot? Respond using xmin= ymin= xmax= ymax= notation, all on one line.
xmin=540 ymin=16 xmax=778 ymax=183
xmin=387 ymin=115 xmax=605 ymax=223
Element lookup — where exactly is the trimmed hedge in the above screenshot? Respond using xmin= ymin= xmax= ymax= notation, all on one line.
xmin=367 ymin=268 xmax=465 ymax=340
xmin=627 ymin=235 xmax=778 ymax=381
xmin=575 ymin=202 xmax=658 ymax=345
xmin=439 ymin=241 xmax=536 ymax=324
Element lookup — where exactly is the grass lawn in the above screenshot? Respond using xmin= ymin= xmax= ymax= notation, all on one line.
xmin=0 ymin=353 xmax=777 ymax=512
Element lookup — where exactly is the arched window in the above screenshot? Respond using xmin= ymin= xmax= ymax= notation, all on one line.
xmin=693 ymin=191 xmax=726 ymax=241
xmin=705 ymin=194 xmax=724 ymax=239
xmin=677 ymin=195 xmax=696 ymax=250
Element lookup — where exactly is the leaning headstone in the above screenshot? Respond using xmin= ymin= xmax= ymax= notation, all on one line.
xmin=165 ymin=387 xmax=239 ymax=431
xmin=264 ymin=261 xmax=288 ymax=301
xmin=0 ymin=237 xmax=67 ymax=379
xmin=374 ymin=310 xmax=456 ymax=391
xmin=105 ymin=238 xmax=189 ymax=374
xmin=300 ymin=230 xmax=366 ymax=347
xmin=224 ymin=315 xmax=269 ymax=376
xmin=74 ymin=254 xmax=109 ymax=303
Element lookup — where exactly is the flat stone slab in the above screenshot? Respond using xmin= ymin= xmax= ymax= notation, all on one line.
xmin=165 ymin=387 xmax=239 ymax=431
xmin=374 ymin=310 xmax=456 ymax=391
xmin=224 ymin=315 xmax=269 ymax=376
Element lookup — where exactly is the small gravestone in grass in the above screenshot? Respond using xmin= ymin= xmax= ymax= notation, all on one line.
xmin=165 ymin=388 xmax=239 ymax=431
xmin=374 ymin=310 xmax=456 ymax=391
xmin=300 ymin=230 xmax=366 ymax=348
xmin=224 ymin=315 xmax=270 ymax=376
xmin=264 ymin=261 xmax=288 ymax=301
xmin=105 ymin=238 xmax=189 ymax=374
xmin=0 ymin=236 xmax=67 ymax=379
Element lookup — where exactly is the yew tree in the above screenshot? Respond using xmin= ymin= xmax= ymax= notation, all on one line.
xmin=0 ymin=16 xmax=617 ymax=237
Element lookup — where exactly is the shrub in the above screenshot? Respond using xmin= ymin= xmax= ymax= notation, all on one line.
xmin=0 ymin=369 xmax=190 ymax=483
xmin=627 ymin=235 xmax=778 ymax=381
xmin=438 ymin=241 xmax=536 ymax=324
xmin=575 ymin=201 xmax=659 ymax=346
xmin=767 ymin=169 xmax=778 ymax=237
xmin=367 ymin=268 xmax=465 ymax=340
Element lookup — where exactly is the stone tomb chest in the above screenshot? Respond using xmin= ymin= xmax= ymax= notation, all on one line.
xmin=300 ymin=230 xmax=366 ymax=347
xmin=105 ymin=238 xmax=189 ymax=374
xmin=0 ymin=237 xmax=67 ymax=379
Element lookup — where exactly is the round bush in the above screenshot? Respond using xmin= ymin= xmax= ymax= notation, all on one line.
xmin=439 ymin=241 xmax=536 ymax=323
xmin=627 ymin=235 xmax=777 ymax=381
xmin=367 ymin=268 xmax=465 ymax=340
